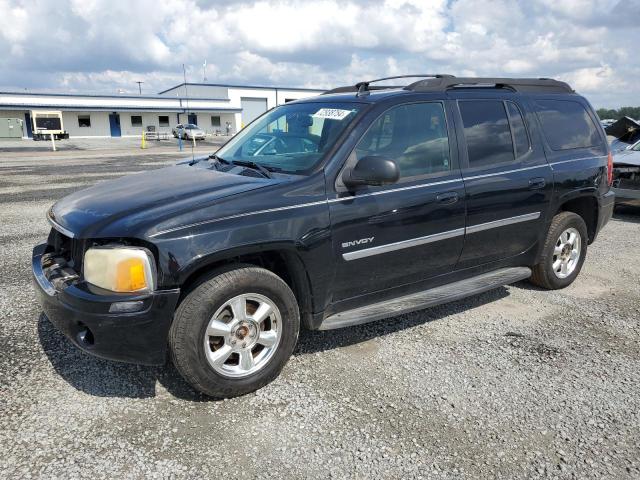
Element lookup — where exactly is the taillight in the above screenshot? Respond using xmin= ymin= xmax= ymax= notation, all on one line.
xmin=607 ymin=152 xmax=613 ymax=186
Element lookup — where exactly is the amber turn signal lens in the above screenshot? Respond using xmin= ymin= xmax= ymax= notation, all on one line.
xmin=116 ymin=258 xmax=147 ymax=291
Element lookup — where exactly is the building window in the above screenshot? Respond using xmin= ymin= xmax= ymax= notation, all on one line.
xmin=211 ymin=116 xmax=221 ymax=127
xmin=78 ymin=115 xmax=91 ymax=128
xmin=131 ymin=115 xmax=142 ymax=127
xmin=159 ymin=115 xmax=170 ymax=127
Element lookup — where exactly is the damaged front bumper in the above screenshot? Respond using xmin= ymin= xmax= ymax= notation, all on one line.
xmin=612 ymin=166 xmax=640 ymax=205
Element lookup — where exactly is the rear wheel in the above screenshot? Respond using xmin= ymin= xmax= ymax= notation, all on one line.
xmin=169 ymin=266 xmax=300 ymax=398
xmin=530 ymin=212 xmax=588 ymax=289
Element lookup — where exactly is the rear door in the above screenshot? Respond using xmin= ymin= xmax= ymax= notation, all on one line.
xmin=450 ymin=94 xmax=553 ymax=268
xmin=328 ymin=100 xmax=466 ymax=301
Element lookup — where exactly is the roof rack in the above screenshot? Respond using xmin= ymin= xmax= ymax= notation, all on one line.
xmin=322 ymin=74 xmax=454 ymax=95
xmin=323 ymin=75 xmax=574 ymax=95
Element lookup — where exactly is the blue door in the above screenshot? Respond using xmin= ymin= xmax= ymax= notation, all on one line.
xmin=109 ymin=113 xmax=121 ymax=137
xmin=24 ymin=112 xmax=33 ymax=138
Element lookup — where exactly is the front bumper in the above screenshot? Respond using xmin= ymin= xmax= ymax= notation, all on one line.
xmin=32 ymin=243 xmax=180 ymax=365
xmin=612 ymin=186 xmax=640 ymax=205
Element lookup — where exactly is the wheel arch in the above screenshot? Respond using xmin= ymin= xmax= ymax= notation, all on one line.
xmin=554 ymin=193 xmax=598 ymax=243
xmin=177 ymin=244 xmax=315 ymax=329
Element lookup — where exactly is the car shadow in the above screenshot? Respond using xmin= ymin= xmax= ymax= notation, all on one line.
xmin=38 ymin=286 xmax=510 ymax=401
xmin=613 ymin=204 xmax=640 ymax=222
xmin=37 ymin=313 xmax=209 ymax=401
xmin=295 ymin=286 xmax=509 ymax=354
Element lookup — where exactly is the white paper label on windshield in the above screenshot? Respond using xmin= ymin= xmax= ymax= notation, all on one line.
xmin=312 ymin=108 xmax=353 ymax=120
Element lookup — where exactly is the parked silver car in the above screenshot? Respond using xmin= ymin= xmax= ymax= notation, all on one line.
xmin=172 ymin=123 xmax=206 ymax=140
xmin=612 ymin=139 xmax=640 ymax=206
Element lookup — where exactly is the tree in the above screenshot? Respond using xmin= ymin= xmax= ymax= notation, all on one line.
xmin=596 ymin=107 xmax=640 ymax=121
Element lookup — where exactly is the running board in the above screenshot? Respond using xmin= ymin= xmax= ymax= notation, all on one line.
xmin=318 ymin=267 xmax=531 ymax=330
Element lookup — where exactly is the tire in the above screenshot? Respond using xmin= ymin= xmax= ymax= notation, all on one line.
xmin=169 ymin=265 xmax=300 ymax=398
xmin=530 ymin=211 xmax=588 ymax=289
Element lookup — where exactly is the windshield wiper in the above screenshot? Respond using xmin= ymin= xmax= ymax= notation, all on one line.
xmin=208 ymin=153 xmax=231 ymax=166
xmin=208 ymin=154 xmax=276 ymax=179
xmin=228 ymin=160 xmax=274 ymax=179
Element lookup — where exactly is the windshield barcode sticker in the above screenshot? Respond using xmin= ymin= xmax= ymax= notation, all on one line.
xmin=312 ymin=108 xmax=353 ymax=120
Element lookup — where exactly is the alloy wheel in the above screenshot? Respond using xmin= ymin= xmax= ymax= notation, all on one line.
xmin=203 ymin=293 xmax=282 ymax=378
xmin=552 ymin=227 xmax=581 ymax=279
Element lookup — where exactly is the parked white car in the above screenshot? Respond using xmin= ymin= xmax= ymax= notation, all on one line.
xmin=172 ymin=124 xmax=206 ymax=140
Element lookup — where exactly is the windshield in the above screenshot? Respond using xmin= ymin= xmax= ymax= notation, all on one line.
xmin=215 ymin=102 xmax=363 ymax=174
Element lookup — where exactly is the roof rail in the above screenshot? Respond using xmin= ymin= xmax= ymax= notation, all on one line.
xmin=405 ymin=76 xmax=574 ymax=94
xmin=322 ymin=74 xmax=454 ymax=95
xmin=323 ymin=75 xmax=574 ymax=95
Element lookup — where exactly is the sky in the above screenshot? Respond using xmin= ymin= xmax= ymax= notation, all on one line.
xmin=0 ymin=0 xmax=638 ymax=109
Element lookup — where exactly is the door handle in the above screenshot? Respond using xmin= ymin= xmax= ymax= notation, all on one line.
xmin=528 ymin=177 xmax=546 ymax=190
xmin=436 ymin=191 xmax=459 ymax=204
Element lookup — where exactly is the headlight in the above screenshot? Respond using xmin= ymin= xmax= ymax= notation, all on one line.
xmin=83 ymin=247 xmax=156 ymax=293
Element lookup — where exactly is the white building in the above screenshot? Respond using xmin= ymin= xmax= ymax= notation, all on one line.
xmin=0 ymin=83 xmax=324 ymax=139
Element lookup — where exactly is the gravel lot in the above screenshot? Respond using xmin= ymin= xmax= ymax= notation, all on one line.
xmin=1 ymin=150 xmax=639 ymax=479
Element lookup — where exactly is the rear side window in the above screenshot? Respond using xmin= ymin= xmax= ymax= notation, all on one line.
xmin=355 ymin=102 xmax=450 ymax=179
xmin=535 ymin=100 xmax=600 ymax=150
xmin=459 ymin=100 xmax=514 ymax=167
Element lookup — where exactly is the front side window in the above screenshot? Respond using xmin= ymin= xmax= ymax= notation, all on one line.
xmin=78 ymin=115 xmax=91 ymax=128
xmin=158 ymin=115 xmax=170 ymax=127
xmin=459 ymin=100 xmax=514 ymax=167
xmin=355 ymin=102 xmax=450 ymax=179
xmin=535 ymin=100 xmax=600 ymax=150
xmin=215 ymin=102 xmax=363 ymax=174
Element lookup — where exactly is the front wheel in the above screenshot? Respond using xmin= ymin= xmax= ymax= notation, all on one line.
xmin=530 ymin=211 xmax=588 ymax=289
xmin=169 ymin=266 xmax=300 ymax=398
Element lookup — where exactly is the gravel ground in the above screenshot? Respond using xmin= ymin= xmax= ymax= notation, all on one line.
xmin=1 ymin=152 xmax=639 ymax=479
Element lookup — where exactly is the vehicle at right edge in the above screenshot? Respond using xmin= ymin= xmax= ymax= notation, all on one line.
xmin=33 ymin=75 xmax=615 ymax=398
xmin=611 ymin=139 xmax=640 ymax=206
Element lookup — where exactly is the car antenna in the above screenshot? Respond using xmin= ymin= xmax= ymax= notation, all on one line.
xmin=183 ymin=63 xmax=195 ymax=163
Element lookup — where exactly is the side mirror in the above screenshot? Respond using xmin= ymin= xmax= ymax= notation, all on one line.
xmin=342 ymin=155 xmax=400 ymax=189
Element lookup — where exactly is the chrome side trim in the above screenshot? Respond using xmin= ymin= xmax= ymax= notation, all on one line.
xmin=150 ymin=200 xmax=329 ymax=237
xmin=342 ymin=212 xmax=541 ymax=261
xmin=342 ymin=228 xmax=465 ymax=261
xmin=329 ymin=178 xmax=463 ymax=203
xmin=549 ymin=155 xmax=608 ymax=167
xmin=463 ymin=164 xmax=547 ymax=181
xmin=47 ymin=213 xmax=75 ymax=239
xmin=462 ymin=155 xmax=608 ymax=181
xmin=466 ymin=212 xmax=541 ymax=234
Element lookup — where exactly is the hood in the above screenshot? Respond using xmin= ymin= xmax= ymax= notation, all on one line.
xmin=50 ymin=163 xmax=273 ymax=238
xmin=605 ymin=116 xmax=640 ymax=142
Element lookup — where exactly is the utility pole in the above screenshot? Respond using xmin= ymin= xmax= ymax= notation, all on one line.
xmin=135 ymin=81 xmax=144 ymax=95
xmin=203 ymin=60 xmax=207 ymax=82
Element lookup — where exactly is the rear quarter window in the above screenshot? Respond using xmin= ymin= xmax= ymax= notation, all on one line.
xmin=535 ymin=99 xmax=601 ymax=150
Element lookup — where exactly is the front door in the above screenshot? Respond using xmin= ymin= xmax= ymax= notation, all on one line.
xmin=450 ymin=95 xmax=553 ymax=268
xmin=328 ymin=101 xmax=466 ymax=302
xmin=108 ymin=113 xmax=121 ymax=137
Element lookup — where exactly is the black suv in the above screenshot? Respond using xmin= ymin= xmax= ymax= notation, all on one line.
xmin=33 ymin=75 xmax=615 ymax=397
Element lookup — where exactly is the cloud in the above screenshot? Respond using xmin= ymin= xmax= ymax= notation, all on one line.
xmin=0 ymin=0 xmax=638 ymax=107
